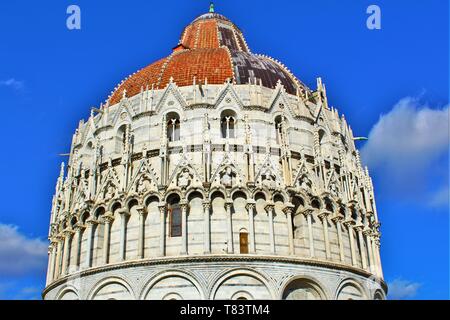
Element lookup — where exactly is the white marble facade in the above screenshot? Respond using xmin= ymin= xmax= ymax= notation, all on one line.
xmin=43 ymin=77 xmax=387 ymax=300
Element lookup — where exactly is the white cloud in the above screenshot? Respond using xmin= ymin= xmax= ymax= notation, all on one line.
xmin=388 ymin=278 xmax=421 ymax=300
xmin=0 ymin=78 xmax=24 ymax=90
xmin=0 ymin=282 xmax=43 ymax=300
xmin=361 ymin=97 xmax=449 ymax=205
xmin=0 ymin=224 xmax=48 ymax=276
xmin=429 ymin=185 xmax=449 ymax=208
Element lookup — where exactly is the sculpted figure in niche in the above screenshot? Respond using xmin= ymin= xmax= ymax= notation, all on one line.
xmin=298 ymin=175 xmax=312 ymax=192
xmin=329 ymin=180 xmax=339 ymax=197
xmin=177 ymin=169 xmax=191 ymax=189
xmin=104 ymin=181 xmax=116 ymax=201
xmin=136 ymin=176 xmax=152 ymax=194
xmin=220 ymin=167 xmax=234 ymax=188
xmin=262 ymin=168 xmax=276 ymax=190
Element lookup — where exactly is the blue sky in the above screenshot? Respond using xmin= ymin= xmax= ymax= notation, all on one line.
xmin=0 ymin=0 xmax=448 ymax=300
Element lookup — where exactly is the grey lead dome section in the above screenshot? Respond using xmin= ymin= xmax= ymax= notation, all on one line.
xmin=231 ymin=51 xmax=299 ymax=95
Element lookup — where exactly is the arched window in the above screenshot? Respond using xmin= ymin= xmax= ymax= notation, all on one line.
xmin=168 ymin=195 xmax=182 ymax=237
xmin=239 ymin=231 xmax=249 ymax=254
xmin=325 ymin=198 xmax=334 ymax=213
xmin=275 ymin=116 xmax=283 ymax=144
xmin=220 ymin=110 xmax=237 ymax=139
xmin=319 ymin=129 xmax=326 ymax=144
xmin=275 ymin=115 xmax=289 ymax=145
xmin=311 ymin=199 xmax=321 ymax=210
xmin=167 ymin=113 xmax=181 ymax=142
xmin=116 ymin=125 xmax=128 ymax=153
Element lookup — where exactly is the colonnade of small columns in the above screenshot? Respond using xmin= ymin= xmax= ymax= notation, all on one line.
xmin=46 ymin=196 xmax=383 ymax=286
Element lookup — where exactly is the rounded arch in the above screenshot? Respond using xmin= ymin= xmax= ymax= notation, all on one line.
xmin=209 ymin=268 xmax=275 ymax=300
xmin=88 ymin=276 xmax=135 ymax=300
xmin=252 ymin=189 xmax=270 ymax=201
xmin=186 ymin=189 xmax=205 ymax=202
xmin=280 ymin=276 xmax=328 ymax=300
xmin=93 ymin=206 xmax=106 ymax=219
xmin=162 ymin=293 xmax=183 ymax=301
xmin=323 ymin=197 xmax=336 ymax=213
xmin=108 ymin=201 xmax=123 ymax=213
xmin=231 ymin=291 xmax=254 ymax=300
xmin=272 ymin=111 xmax=294 ymax=125
xmin=310 ymin=197 xmax=322 ymax=210
xmin=273 ymin=191 xmax=288 ymax=203
xmin=163 ymin=107 xmax=184 ymax=119
xmin=83 ymin=139 xmax=95 ymax=160
xmin=139 ymin=270 xmax=205 ymax=300
xmin=55 ymin=286 xmax=80 ymax=300
xmin=217 ymin=105 xmax=240 ymax=118
xmin=209 ymin=189 xmax=227 ymax=201
xmin=115 ymin=123 xmax=129 ymax=154
xmin=291 ymin=192 xmax=305 ymax=204
xmin=114 ymin=119 xmax=131 ymax=132
xmin=165 ymin=192 xmax=182 ymax=205
xmin=166 ymin=111 xmax=181 ymax=142
xmin=144 ymin=193 xmax=161 ymax=207
xmin=125 ymin=197 xmax=140 ymax=210
xmin=374 ymin=289 xmax=386 ymax=300
xmin=335 ymin=278 xmax=368 ymax=300
xmin=339 ymin=205 xmax=348 ymax=218
xmin=231 ymin=189 xmax=248 ymax=201
xmin=69 ymin=216 xmax=78 ymax=228
xmin=274 ymin=113 xmax=293 ymax=146
xmin=220 ymin=109 xmax=238 ymax=139
xmin=79 ymin=211 xmax=91 ymax=224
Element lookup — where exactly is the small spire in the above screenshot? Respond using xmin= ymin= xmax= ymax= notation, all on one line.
xmin=209 ymin=2 xmax=215 ymax=13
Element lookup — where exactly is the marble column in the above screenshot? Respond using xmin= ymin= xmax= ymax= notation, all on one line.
xmin=302 ymin=208 xmax=315 ymax=258
xmin=136 ymin=206 xmax=147 ymax=259
xmin=102 ymin=213 xmax=115 ymax=264
xmin=85 ymin=218 xmax=97 ymax=268
xmin=318 ymin=211 xmax=331 ymax=260
xmin=54 ymin=235 xmax=63 ymax=278
xmin=225 ymin=200 xmax=234 ymax=254
xmin=158 ymin=203 xmax=166 ymax=257
xmin=370 ymin=235 xmax=379 ymax=277
xmin=61 ymin=229 xmax=74 ymax=275
xmin=117 ymin=209 xmax=130 ymax=262
xmin=72 ymin=223 xmax=84 ymax=270
xmin=283 ymin=204 xmax=295 ymax=255
xmin=265 ymin=202 xmax=276 ymax=254
xmin=331 ymin=214 xmax=345 ymax=262
xmin=246 ymin=200 xmax=256 ymax=254
xmin=203 ymin=201 xmax=211 ymax=254
xmin=374 ymin=234 xmax=384 ymax=278
xmin=364 ymin=228 xmax=375 ymax=274
xmin=47 ymin=241 xmax=57 ymax=284
xmin=180 ymin=201 xmax=188 ymax=255
xmin=356 ymin=225 xmax=368 ymax=270
xmin=45 ymin=245 xmax=52 ymax=285
xmin=344 ymin=219 xmax=357 ymax=266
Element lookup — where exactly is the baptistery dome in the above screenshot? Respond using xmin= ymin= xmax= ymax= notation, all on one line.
xmin=108 ymin=11 xmax=302 ymax=105
xmin=43 ymin=7 xmax=386 ymax=300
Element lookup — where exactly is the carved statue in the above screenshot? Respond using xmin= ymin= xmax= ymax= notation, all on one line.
xmin=298 ymin=175 xmax=312 ymax=191
xmin=220 ymin=167 xmax=233 ymax=187
xmin=177 ymin=169 xmax=191 ymax=189
xmin=103 ymin=182 xmax=116 ymax=201
xmin=262 ymin=168 xmax=276 ymax=189
xmin=136 ymin=175 xmax=152 ymax=194
xmin=329 ymin=181 xmax=339 ymax=197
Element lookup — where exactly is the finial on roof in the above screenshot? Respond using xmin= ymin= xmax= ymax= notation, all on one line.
xmin=209 ymin=2 xmax=215 ymax=13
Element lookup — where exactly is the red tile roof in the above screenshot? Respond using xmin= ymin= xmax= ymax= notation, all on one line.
xmin=108 ymin=13 xmax=302 ymax=105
